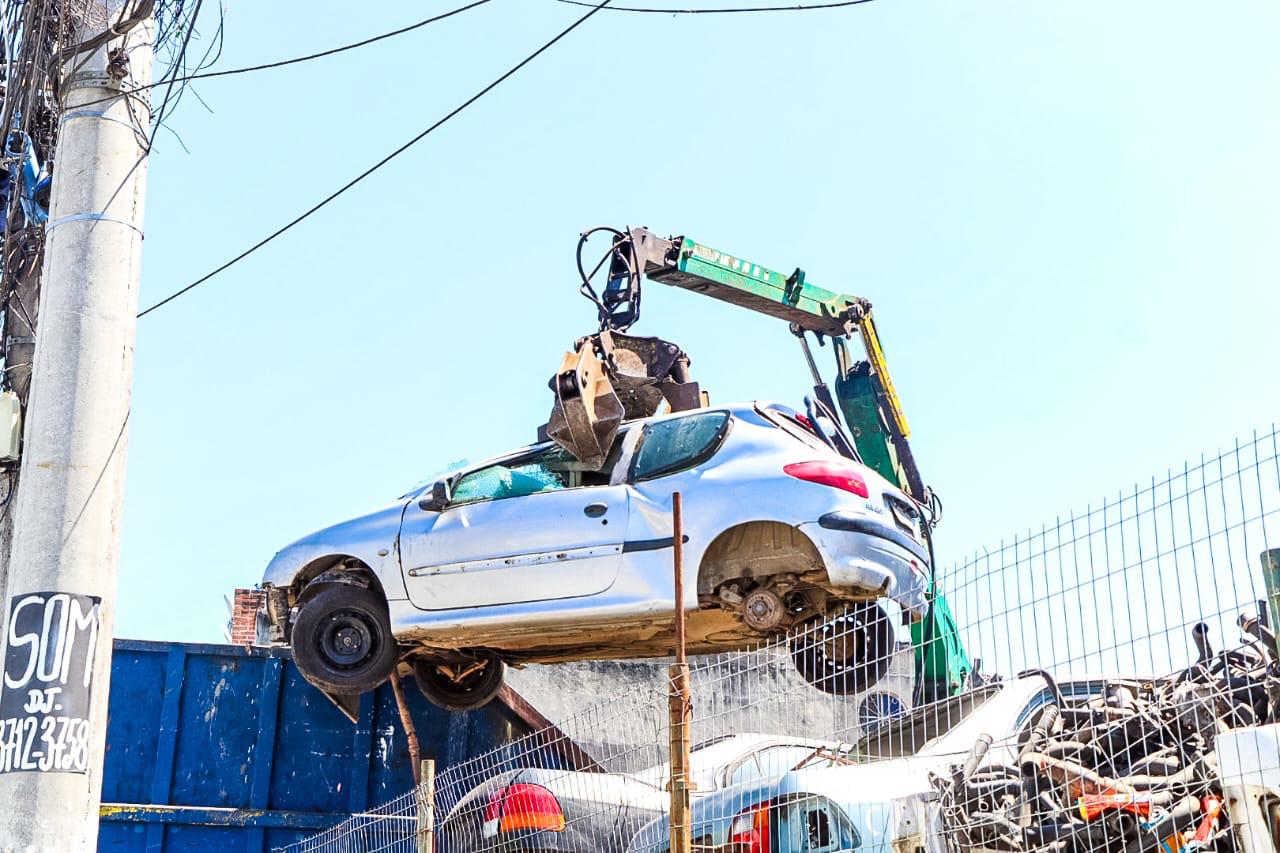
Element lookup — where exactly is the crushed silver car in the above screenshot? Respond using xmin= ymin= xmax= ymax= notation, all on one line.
xmin=260 ymin=402 xmax=931 ymax=710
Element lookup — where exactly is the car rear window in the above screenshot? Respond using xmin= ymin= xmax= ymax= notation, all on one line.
xmin=631 ymin=411 xmax=730 ymax=482
xmin=756 ymin=405 xmax=832 ymax=453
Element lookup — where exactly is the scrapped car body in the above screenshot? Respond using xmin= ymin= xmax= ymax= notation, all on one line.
xmin=627 ymin=677 xmax=1110 ymax=852
xmin=437 ymin=734 xmax=846 ymax=853
xmin=261 ymin=402 xmax=932 ymax=707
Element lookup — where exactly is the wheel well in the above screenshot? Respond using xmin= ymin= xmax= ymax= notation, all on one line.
xmin=697 ymin=521 xmax=827 ymax=596
xmin=294 ymin=555 xmax=384 ymax=602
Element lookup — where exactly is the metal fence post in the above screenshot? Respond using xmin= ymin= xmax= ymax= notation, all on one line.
xmin=416 ymin=759 xmax=436 ymax=853
xmin=668 ymin=492 xmax=693 ymax=853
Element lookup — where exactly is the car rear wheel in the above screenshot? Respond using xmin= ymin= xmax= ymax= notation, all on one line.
xmin=291 ymin=583 xmax=399 ymax=696
xmin=413 ymin=653 xmax=506 ymax=711
xmin=789 ymin=602 xmax=894 ymax=695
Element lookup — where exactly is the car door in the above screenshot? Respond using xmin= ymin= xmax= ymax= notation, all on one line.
xmin=399 ymin=444 xmax=628 ymax=611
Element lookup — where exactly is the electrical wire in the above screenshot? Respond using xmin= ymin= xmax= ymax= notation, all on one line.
xmin=60 ymin=0 xmax=154 ymax=58
xmin=178 ymin=0 xmax=493 ymax=81
xmin=89 ymin=0 xmax=208 ymax=229
xmin=138 ymin=0 xmax=614 ymax=318
xmin=72 ymin=0 xmax=495 ymax=112
xmin=0 ymin=0 xmax=192 ymax=401
xmin=554 ymin=0 xmax=874 ymax=12
xmin=575 ymin=226 xmax=641 ymax=331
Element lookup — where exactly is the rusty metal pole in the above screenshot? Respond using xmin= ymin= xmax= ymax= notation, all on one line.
xmin=672 ymin=492 xmax=686 ymax=666
xmin=668 ymin=492 xmax=693 ymax=853
xmin=416 ymin=758 xmax=436 ymax=853
xmin=389 ymin=670 xmax=423 ymax=785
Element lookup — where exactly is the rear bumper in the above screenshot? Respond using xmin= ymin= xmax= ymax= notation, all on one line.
xmin=798 ymin=512 xmax=930 ymax=619
xmin=439 ymin=822 xmax=639 ymax=852
xmin=816 ymin=511 xmax=930 ymax=563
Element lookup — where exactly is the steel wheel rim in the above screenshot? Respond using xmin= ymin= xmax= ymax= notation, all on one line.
xmin=318 ymin=608 xmax=379 ymax=670
xmin=817 ymin=613 xmax=870 ymax=670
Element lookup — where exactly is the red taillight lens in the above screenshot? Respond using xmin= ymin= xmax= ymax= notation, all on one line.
xmin=784 ymin=461 xmax=869 ymax=499
xmin=482 ymin=783 xmax=565 ymax=836
xmin=729 ymin=802 xmax=772 ymax=853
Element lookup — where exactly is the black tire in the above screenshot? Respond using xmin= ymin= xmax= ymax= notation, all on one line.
xmin=292 ymin=583 xmax=399 ymax=696
xmin=789 ymin=602 xmax=894 ymax=695
xmin=413 ymin=653 xmax=505 ymax=711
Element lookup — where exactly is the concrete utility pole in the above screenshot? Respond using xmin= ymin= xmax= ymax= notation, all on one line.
xmin=0 ymin=2 xmax=153 ymax=848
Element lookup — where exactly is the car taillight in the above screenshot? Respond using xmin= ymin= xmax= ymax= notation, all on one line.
xmin=784 ymin=461 xmax=870 ymax=499
xmin=482 ymin=783 xmax=565 ymax=837
xmin=729 ymin=802 xmax=772 ymax=853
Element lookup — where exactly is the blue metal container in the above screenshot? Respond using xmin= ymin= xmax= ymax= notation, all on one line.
xmin=99 ymin=639 xmax=532 ymax=852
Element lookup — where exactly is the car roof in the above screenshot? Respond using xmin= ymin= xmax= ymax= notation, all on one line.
xmin=631 ymin=732 xmax=842 ymax=790
xmin=425 ymin=403 xmax=764 ymax=479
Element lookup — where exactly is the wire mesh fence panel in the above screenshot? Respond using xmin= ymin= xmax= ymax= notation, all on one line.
xmin=276 ymin=680 xmax=671 ymax=853
xmin=926 ymin=427 xmax=1280 ymax=852
xmin=946 ymin=429 xmax=1279 ymax=680
xmin=431 ymin=683 xmax=670 ymax=853
xmin=277 ymin=789 xmax=419 ymax=853
xmin=280 ymin=425 xmax=1280 ymax=853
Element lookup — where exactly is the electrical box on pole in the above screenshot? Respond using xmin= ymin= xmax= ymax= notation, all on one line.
xmin=0 ymin=391 xmax=19 ymax=462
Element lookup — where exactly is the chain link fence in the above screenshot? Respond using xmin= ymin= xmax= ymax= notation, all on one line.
xmin=279 ymin=426 xmax=1280 ymax=852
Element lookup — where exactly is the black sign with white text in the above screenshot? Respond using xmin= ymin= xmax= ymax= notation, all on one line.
xmin=0 ymin=591 xmax=101 ymax=774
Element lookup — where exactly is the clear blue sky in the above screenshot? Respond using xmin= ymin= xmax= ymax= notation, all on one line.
xmin=118 ymin=0 xmax=1280 ymax=642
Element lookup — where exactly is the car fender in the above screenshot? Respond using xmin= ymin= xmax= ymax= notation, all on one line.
xmin=261 ymin=500 xmax=410 ymax=601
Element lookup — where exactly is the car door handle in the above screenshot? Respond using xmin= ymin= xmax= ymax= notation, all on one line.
xmin=583 ymin=502 xmax=608 ymax=518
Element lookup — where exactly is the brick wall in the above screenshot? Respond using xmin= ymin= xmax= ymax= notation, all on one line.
xmin=230 ymin=588 xmax=265 ymax=646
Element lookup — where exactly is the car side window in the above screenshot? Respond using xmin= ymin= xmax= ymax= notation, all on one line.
xmin=728 ymin=745 xmax=815 ymax=786
xmin=450 ymin=446 xmax=573 ymax=506
xmin=631 ymin=411 xmax=730 ymax=483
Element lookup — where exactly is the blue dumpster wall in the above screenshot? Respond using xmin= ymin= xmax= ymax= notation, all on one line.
xmin=99 ymin=639 xmax=532 ymax=852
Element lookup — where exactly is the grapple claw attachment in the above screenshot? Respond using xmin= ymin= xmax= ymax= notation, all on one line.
xmin=544 ymin=331 xmax=701 ymax=466
xmin=545 ymin=338 xmax=625 ymax=470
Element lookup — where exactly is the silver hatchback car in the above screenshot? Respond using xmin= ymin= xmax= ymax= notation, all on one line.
xmin=260 ymin=403 xmax=931 ymax=710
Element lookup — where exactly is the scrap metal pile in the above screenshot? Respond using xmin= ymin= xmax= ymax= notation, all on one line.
xmin=933 ymin=612 xmax=1280 ymax=851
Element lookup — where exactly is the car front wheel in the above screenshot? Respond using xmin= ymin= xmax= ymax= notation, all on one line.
xmin=789 ymin=602 xmax=894 ymax=695
xmin=413 ymin=653 xmax=505 ymax=711
xmin=292 ymin=583 xmax=399 ymax=696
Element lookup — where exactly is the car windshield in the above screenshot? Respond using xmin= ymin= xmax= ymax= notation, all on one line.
xmin=856 ymin=683 xmax=1002 ymax=760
